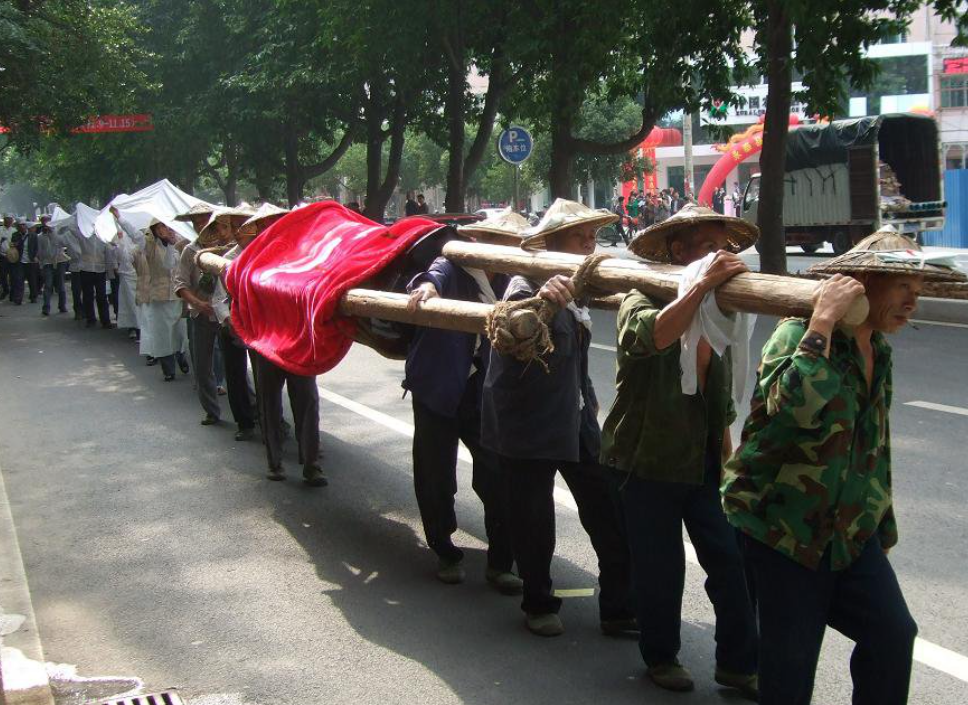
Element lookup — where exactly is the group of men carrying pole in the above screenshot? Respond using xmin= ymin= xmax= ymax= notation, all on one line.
xmin=191 ymin=193 xmax=964 ymax=704
xmin=395 ymin=198 xmax=964 ymax=704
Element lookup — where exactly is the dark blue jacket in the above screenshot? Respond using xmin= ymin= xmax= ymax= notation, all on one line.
xmin=403 ymin=257 xmax=506 ymax=418
xmin=481 ymin=276 xmax=601 ymax=463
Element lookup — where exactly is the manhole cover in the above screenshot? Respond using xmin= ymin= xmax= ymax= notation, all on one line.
xmin=94 ymin=693 xmax=183 ymax=705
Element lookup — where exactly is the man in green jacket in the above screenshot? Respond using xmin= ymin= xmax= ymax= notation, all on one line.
xmin=601 ymin=204 xmax=759 ymax=696
xmin=722 ymin=228 xmax=966 ymax=705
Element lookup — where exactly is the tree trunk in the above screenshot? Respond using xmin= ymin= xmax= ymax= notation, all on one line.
xmin=549 ymin=116 xmax=575 ymax=200
xmin=757 ymin=0 xmax=793 ymax=275
xmin=367 ymin=96 xmax=408 ymax=222
xmin=363 ymin=92 xmax=387 ymax=220
xmin=462 ymin=44 xmax=509 ymax=204
xmin=443 ymin=58 xmax=467 ymax=213
xmin=283 ymin=119 xmax=304 ymax=207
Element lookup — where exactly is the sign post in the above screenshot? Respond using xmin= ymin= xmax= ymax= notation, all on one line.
xmin=497 ymin=126 xmax=534 ymax=211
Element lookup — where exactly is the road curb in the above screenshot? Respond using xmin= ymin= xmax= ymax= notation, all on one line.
xmin=0 ymin=459 xmax=54 ymax=705
xmin=916 ymin=297 xmax=968 ymax=325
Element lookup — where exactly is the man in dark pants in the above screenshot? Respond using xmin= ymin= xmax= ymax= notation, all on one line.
xmin=175 ymin=208 xmax=250 ymax=427
xmin=722 ymin=228 xmax=961 ymax=705
xmin=8 ymin=222 xmax=28 ymax=304
xmin=405 ymin=217 xmax=524 ymax=591
xmin=24 ymin=222 xmax=40 ymax=303
xmin=602 ymin=204 xmax=759 ymax=696
xmin=482 ymin=199 xmax=634 ymax=638
xmin=250 ymin=350 xmax=326 ymax=487
xmin=78 ymin=230 xmax=112 ymax=328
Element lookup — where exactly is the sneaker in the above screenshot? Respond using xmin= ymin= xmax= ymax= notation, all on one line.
xmin=436 ymin=559 xmax=466 ymax=585
xmin=200 ymin=413 xmax=219 ymax=426
xmin=267 ymin=465 xmax=286 ymax=481
xmin=302 ymin=465 xmax=329 ymax=487
xmin=163 ymin=373 xmax=176 ymax=382
xmin=217 ymin=385 xmax=227 ymax=396
xmin=526 ymin=613 xmax=564 ymax=637
xmin=146 ymin=356 xmax=158 ymax=366
xmin=714 ymin=666 xmax=758 ymax=701
xmin=647 ymin=661 xmax=695 ymax=692
xmin=485 ymin=568 xmax=523 ymax=595
xmin=177 ymin=356 xmax=190 ymax=374
xmin=600 ymin=615 xmax=639 ymax=637
xmin=235 ymin=428 xmax=255 ymax=442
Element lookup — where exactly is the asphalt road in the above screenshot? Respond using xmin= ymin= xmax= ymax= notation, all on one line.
xmin=0 ymin=273 xmax=967 ymax=705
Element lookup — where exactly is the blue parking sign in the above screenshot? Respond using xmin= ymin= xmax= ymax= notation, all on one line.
xmin=497 ymin=126 xmax=533 ymax=165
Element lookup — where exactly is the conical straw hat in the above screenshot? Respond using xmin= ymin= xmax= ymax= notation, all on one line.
xmin=238 ymin=203 xmax=289 ymax=236
xmin=807 ymin=226 xmax=966 ymax=283
xmin=457 ymin=208 xmax=530 ymax=246
xmin=628 ymin=203 xmax=759 ymax=263
xmin=197 ymin=205 xmax=258 ymax=244
xmin=520 ymin=199 xmax=618 ymax=252
xmin=174 ymin=202 xmax=218 ymax=222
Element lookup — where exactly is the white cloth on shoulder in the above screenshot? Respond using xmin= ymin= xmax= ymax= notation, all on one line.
xmin=677 ymin=251 xmax=755 ymax=406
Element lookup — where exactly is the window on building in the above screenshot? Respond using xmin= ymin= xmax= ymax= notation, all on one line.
xmin=941 ymin=75 xmax=968 ymax=109
xmin=849 ymin=54 xmax=929 ymax=114
xmin=878 ymin=29 xmax=909 ymax=45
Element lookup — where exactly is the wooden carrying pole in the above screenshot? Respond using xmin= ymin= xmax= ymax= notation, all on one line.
xmin=196 ymin=252 xmax=621 ymax=335
xmin=442 ymin=241 xmax=871 ymax=326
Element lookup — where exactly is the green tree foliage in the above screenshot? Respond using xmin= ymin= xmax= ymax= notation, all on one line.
xmin=751 ymin=0 xmax=968 ymax=274
xmin=507 ymin=0 xmax=751 ymax=198
xmin=0 ymin=0 xmax=146 ymax=151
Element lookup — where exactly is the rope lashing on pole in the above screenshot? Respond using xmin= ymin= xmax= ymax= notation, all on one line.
xmin=485 ymin=253 xmax=610 ymax=370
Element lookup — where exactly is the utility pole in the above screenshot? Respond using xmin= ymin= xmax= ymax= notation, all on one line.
xmin=683 ymin=110 xmax=695 ymax=200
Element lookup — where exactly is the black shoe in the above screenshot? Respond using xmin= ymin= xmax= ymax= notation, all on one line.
xmin=600 ymin=615 xmax=640 ymax=637
xmin=267 ymin=465 xmax=286 ymax=481
xmin=178 ymin=357 xmax=190 ymax=374
xmin=102 ymin=322 xmax=116 ymax=329
xmin=58 ymin=308 xmax=68 ymax=313
xmin=302 ymin=465 xmax=329 ymax=487
xmin=41 ymin=310 xmax=49 ymax=316
xmin=235 ymin=428 xmax=255 ymax=442
xmin=200 ymin=413 xmax=219 ymax=426
xmin=163 ymin=373 xmax=176 ymax=382
xmin=146 ymin=356 xmax=158 ymax=366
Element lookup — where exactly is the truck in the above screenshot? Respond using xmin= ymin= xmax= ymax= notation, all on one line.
xmin=741 ymin=113 xmax=945 ymax=254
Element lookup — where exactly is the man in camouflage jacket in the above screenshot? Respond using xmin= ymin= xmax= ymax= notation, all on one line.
xmin=721 ymin=232 xmax=957 ymax=705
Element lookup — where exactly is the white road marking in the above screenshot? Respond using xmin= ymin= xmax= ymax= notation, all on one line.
xmin=909 ymin=319 xmax=968 ymax=329
xmin=319 ymin=385 xmax=968 ymax=684
xmin=905 ymin=401 xmax=968 ymax=417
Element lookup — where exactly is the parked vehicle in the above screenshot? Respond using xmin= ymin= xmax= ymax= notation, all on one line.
xmin=741 ymin=114 xmax=945 ymax=254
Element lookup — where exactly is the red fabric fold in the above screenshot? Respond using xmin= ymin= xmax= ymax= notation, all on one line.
xmin=225 ymin=201 xmax=439 ymax=376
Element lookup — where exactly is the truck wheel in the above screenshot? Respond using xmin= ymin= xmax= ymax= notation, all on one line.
xmin=801 ymin=244 xmax=820 ymax=254
xmin=832 ymin=231 xmax=851 ymax=255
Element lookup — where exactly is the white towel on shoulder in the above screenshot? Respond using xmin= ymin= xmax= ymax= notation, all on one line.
xmin=677 ymin=252 xmax=755 ymax=406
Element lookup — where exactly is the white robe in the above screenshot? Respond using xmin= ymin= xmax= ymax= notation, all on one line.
xmin=116 ymin=237 xmax=141 ymax=329
xmin=139 ymin=301 xmax=187 ymax=358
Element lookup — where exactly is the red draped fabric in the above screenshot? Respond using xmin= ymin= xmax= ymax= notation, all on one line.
xmin=225 ymin=201 xmax=440 ymax=376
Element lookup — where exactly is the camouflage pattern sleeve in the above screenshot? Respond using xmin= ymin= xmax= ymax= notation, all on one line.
xmin=758 ymin=319 xmax=844 ymax=429
xmin=617 ymin=290 xmax=674 ymax=358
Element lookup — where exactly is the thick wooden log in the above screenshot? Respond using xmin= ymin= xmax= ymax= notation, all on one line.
xmin=443 ymin=241 xmax=870 ymax=326
xmin=340 ymin=290 xmax=488 ymax=334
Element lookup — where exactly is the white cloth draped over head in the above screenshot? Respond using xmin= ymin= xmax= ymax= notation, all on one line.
xmin=94 ymin=179 xmax=208 ymax=244
xmin=676 ymin=251 xmax=755 ymax=406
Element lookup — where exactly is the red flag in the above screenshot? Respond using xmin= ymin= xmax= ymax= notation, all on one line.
xmin=225 ymin=201 xmax=440 ymax=376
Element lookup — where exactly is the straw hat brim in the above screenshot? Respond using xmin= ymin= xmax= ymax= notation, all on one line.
xmin=521 ymin=212 xmax=619 ymax=252
xmin=457 ymin=225 xmax=525 ymax=247
xmin=807 ymin=253 xmax=967 ymax=283
xmin=628 ymin=214 xmax=759 ymax=263
xmin=174 ymin=203 xmax=217 ymax=222
xmin=197 ymin=211 xmax=254 ymax=244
